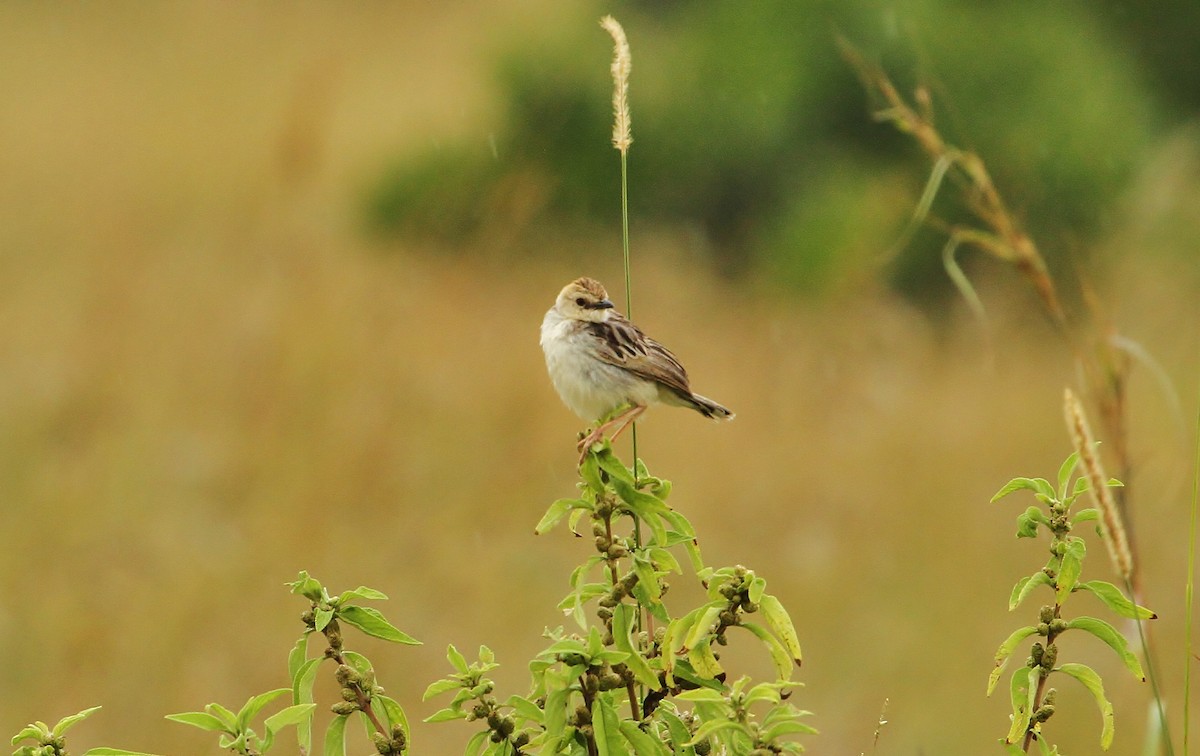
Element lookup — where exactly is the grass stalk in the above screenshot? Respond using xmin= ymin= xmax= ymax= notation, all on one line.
xmin=1186 ymin=379 xmax=1200 ymax=755
xmin=601 ymin=14 xmax=648 ymax=715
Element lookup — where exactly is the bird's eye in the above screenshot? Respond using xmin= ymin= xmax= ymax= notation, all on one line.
xmin=575 ymin=297 xmax=587 ymax=307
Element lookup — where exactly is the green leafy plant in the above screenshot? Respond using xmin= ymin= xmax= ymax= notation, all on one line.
xmin=988 ymin=449 xmax=1154 ymax=753
xmin=425 ymin=440 xmax=813 ymax=755
xmin=167 ymin=571 xmax=420 ymax=755
xmin=10 ymin=707 xmax=156 ymax=756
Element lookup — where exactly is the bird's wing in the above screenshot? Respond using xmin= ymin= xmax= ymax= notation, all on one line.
xmin=585 ymin=314 xmax=693 ymax=397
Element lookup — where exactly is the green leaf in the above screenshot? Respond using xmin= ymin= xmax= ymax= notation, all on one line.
xmin=287 ymin=635 xmax=309 ymax=682
xmin=659 ymin=509 xmax=704 ymax=574
xmin=236 ymin=688 xmax=289 ymax=729
xmin=506 ymin=694 xmax=544 ymax=724
xmin=464 ymin=730 xmax=489 ymax=756
xmin=1056 ymin=451 xmax=1080 ymax=499
xmin=542 ymin=688 xmax=570 ymax=748
xmin=761 ymin=718 xmax=818 ymax=741
xmin=338 ymin=605 xmax=421 ymax=644
xmin=50 ymin=706 xmax=103 ymax=738
xmin=264 ymin=703 xmax=316 ymax=735
xmin=11 ymin=723 xmax=49 ymax=746
xmin=609 ymin=476 xmax=669 ymax=544
xmin=580 ymin=450 xmax=606 ymax=493
xmin=315 ymin=606 xmax=335 ymax=631
xmin=336 ymin=585 xmax=388 ymax=604
xmin=1056 ymin=662 xmax=1115 ymax=749
xmin=1009 ymin=572 xmax=1053 ymax=611
xmin=375 ymin=694 xmax=410 ymax=735
xmin=1056 ymin=538 xmax=1086 ymax=603
xmin=424 ymin=708 xmax=466 ymax=723
xmin=204 ymin=702 xmax=238 ymax=730
xmin=760 ymin=595 xmax=803 ymax=666
xmin=1076 ymin=580 xmax=1156 ymax=620
xmin=1016 ymin=506 xmax=1046 ymax=538
xmin=688 ymin=639 xmax=724 ymax=679
xmin=1064 ymin=616 xmax=1146 ymax=680
xmin=612 ymin=604 xmax=660 ymax=689
xmin=288 ymin=571 xmax=324 ymax=601
xmin=684 ymin=603 xmax=724 ymax=649
xmin=323 ymin=714 xmax=348 ymax=756
xmin=536 ymin=498 xmax=587 ymax=535
xmin=987 ymin=626 xmax=1040 ymax=695
xmin=1073 ymin=508 xmax=1100 ymax=524
xmin=293 ymin=657 xmax=321 ymax=701
xmin=748 ymin=576 xmax=767 ymax=605
xmin=592 ymin=696 xmax=624 ymax=756
xmin=688 ymin=718 xmax=746 ymax=746
xmin=1005 ymin=665 xmax=1040 ymax=744
xmin=595 ymin=448 xmax=636 ymax=483
xmin=648 ymin=547 xmax=682 ymax=575
xmin=632 ymin=553 xmax=662 ymax=602
xmin=164 ymin=711 xmax=230 ymax=733
xmin=992 ymin=477 xmax=1055 ymax=503
xmin=657 ymin=708 xmax=697 ymax=751
xmin=342 ymin=650 xmax=374 ymax=678
xmin=287 ymin=658 xmax=320 ymax=753
xmin=447 ymin=644 xmax=469 ymax=675
xmin=738 ymin=621 xmax=795 ymax=682
xmin=619 ymin=719 xmax=671 ymax=756
xmin=423 ymin=677 xmax=462 ymax=700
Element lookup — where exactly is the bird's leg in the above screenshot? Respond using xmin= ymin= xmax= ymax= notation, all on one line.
xmin=576 ymin=404 xmax=646 ymax=464
xmin=605 ymin=404 xmax=646 ymax=444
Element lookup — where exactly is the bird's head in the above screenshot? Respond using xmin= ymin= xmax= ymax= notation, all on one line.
xmin=555 ymin=277 xmax=615 ymax=323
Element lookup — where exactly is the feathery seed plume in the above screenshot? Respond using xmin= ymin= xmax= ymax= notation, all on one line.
xmin=1063 ymin=387 xmax=1133 ymax=579
xmin=600 ymin=15 xmax=632 ymax=153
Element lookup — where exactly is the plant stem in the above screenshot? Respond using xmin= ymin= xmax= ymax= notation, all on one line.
xmin=580 ymin=675 xmax=600 ymax=756
xmin=1126 ymin=572 xmax=1176 ymax=755
xmin=1186 ymin=380 xmax=1200 ymax=756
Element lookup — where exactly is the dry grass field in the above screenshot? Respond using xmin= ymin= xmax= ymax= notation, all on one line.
xmin=1 ymin=3 xmax=1197 ymax=754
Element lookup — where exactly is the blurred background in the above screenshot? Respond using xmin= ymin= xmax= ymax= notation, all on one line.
xmin=1 ymin=1 xmax=1197 ymax=753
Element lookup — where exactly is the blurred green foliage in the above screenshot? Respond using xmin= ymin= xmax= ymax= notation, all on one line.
xmin=365 ymin=1 xmax=1194 ymax=297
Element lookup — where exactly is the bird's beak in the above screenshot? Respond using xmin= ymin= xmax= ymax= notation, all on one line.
xmin=592 ymin=299 xmax=615 ymax=310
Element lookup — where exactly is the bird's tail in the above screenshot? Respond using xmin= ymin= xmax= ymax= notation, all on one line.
xmin=688 ymin=393 xmax=735 ymax=421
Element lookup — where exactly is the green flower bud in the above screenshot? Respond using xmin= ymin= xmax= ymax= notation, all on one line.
xmin=373 ymin=731 xmax=393 ymax=754
xmin=574 ymin=704 xmax=592 ymax=724
xmin=335 ymin=664 xmax=359 ymax=686
xmin=331 ymin=701 xmax=359 ymax=716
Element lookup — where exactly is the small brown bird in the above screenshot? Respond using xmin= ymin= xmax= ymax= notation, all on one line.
xmin=540 ymin=277 xmax=734 ymax=458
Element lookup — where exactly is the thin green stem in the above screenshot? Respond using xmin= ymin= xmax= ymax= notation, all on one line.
xmin=1186 ymin=379 xmax=1200 ymax=756
xmin=618 ymin=134 xmax=649 ymax=711
xmin=619 ymin=150 xmax=638 ymax=488
xmin=1126 ymin=574 xmax=1174 ymax=756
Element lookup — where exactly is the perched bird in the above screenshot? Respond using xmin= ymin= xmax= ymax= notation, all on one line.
xmin=540 ymin=277 xmax=734 ymax=459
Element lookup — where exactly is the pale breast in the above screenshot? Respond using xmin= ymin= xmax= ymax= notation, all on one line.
xmin=541 ymin=310 xmax=658 ymax=420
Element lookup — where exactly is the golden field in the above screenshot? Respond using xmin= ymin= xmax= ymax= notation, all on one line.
xmin=1 ymin=3 xmax=1197 ymax=753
